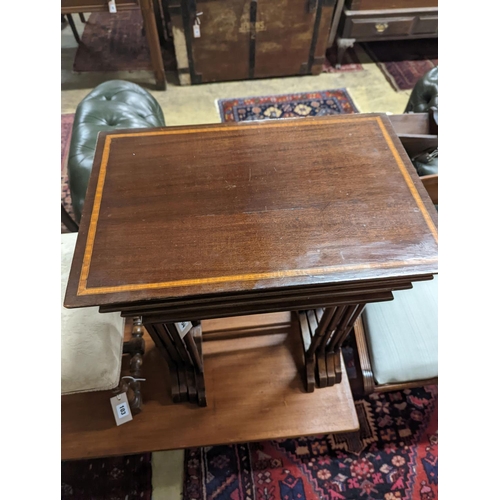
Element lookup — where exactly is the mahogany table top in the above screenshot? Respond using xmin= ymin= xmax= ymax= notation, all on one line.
xmin=64 ymin=114 xmax=438 ymax=309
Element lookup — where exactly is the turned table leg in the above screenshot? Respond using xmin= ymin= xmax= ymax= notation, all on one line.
xmin=116 ymin=316 xmax=146 ymax=413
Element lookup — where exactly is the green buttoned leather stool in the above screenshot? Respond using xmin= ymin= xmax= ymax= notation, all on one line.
xmin=67 ymin=80 xmax=166 ymax=225
xmin=405 ymin=66 xmax=438 ymax=114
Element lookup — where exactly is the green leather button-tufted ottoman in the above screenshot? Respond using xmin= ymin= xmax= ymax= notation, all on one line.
xmin=68 ymin=80 xmax=166 ymax=223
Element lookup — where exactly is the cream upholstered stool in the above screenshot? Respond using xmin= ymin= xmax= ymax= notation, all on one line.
xmin=61 ymin=233 xmax=145 ymax=410
xmin=353 ymin=276 xmax=438 ymax=394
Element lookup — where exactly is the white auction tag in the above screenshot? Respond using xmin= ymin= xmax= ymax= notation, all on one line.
xmin=108 ymin=0 xmax=117 ymax=13
xmin=193 ymin=24 xmax=201 ymax=38
xmin=110 ymin=393 xmax=133 ymax=426
xmin=175 ymin=321 xmax=193 ymax=338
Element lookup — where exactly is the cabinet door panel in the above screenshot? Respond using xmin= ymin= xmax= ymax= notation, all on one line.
xmin=191 ymin=0 xmax=252 ymax=82
xmin=255 ymin=0 xmax=328 ymax=78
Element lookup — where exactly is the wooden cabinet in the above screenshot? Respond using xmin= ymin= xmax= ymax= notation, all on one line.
xmin=328 ymin=0 xmax=437 ymax=66
xmin=164 ymin=0 xmax=337 ymax=84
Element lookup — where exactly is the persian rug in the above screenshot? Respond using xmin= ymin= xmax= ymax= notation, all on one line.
xmin=72 ymin=10 xmax=177 ymax=73
xmin=183 ymin=385 xmax=438 ymax=500
xmin=61 ymin=453 xmax=152 ymax=499
xmin=362 ymin=39 xmax=438 ymax=91
xmin=218 ymin=89 xmax=358 ymax=123
xmin=61 ymin=114 xmax=76 ymax=233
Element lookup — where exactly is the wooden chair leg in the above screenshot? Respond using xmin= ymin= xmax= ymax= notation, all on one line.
xmin=140 ymin=0 xmax=166 ymax=90
xmin=78 ymin=13 xmax=86 ymax=23
xmin=61 ymin=203 xmax=79 ymax=232
xmin=66 ymin=14 xmax=81 ymax=44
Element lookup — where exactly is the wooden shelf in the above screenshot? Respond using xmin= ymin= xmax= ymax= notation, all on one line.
xmin=62 ymin=313 xmax=359 ymax=460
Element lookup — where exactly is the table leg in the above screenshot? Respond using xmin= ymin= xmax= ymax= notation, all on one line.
xmin=146 ymin=322 xmax=184 ymax=402
xmin=66 ymin=14 xmax=81 ymax=44
xmin=192 ymin=324 xmax=207 ymax=407
xmin=140 ymin=0 xmax=166 ymax=90
xmin=299 ymin=303 xmax=366 ymax=392
xmin=327 ymin=304 xmax=366 ymax=354
xmin=298 ymin=311 xmax=316 ymax=393
xmin=144 ymin=319 xmax=206 ymax=406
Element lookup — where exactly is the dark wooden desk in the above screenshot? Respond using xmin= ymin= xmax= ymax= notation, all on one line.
xmin=62 ymin=0 xmax=166 ymax=90
xmin=64 ymin=114 xmax=438 ymax=406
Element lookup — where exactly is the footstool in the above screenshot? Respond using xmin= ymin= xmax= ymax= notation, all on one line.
xmin=61 ymin=233 xmax=145 ymax=411
xmin=353 ymin=276 xmax=438 ymax=394
xmin=61 ymin=233 xmax=124 ymax=394
xmin=68 ymin=80 xmax=166 ymax=223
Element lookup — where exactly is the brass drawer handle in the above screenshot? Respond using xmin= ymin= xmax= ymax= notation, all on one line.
xmin=375 ymin=23 xmax=389 ymax=33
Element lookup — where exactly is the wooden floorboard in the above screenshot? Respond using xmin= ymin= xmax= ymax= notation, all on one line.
xmin=62 ymin=313 xmax=359 ymax=460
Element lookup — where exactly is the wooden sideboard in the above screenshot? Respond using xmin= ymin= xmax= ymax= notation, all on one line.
xmin=328 ymin=0 xmax=438 ymax=66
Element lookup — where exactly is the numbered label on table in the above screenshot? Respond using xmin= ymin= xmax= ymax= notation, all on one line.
xmin=175 ymin=321 xmax=193 ymax=338
xmin=110 ymin=393 xmax=133 ymax=426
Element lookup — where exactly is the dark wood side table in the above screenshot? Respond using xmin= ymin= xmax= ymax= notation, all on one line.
xmin=62 ymin=0 xmax=166 ymax=90
xmin=64 ymin=114 xmax=438 ymax=407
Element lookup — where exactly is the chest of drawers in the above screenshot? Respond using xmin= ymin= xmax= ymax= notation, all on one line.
xmin=329 ymin=0 xmax=438 ymax=67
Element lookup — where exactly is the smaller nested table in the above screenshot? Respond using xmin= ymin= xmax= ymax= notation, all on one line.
xmin=64 ymin=113 xmax=438 ymax=407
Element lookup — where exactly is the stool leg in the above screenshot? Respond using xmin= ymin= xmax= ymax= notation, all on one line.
xmin=66 ymin=14 xmax=81 ymax=44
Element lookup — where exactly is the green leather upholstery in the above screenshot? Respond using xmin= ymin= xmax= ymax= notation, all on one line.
xmin=68 ymin=80 xmax=166 ymax=223
xmin=362 ymin=276 xmax=438 ymax=385
xmin=412 ymin=151 xmax=438 ymax=177
xmin=404 ymin=67 xmax=438 ymax=178
xmin=404 ymin=67 xmax=438 ymax=113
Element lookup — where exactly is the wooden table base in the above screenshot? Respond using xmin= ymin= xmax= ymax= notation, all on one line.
xmin=144 ymin=320 xmax=206 ymax=406
xmin=298 ymin=304 xmax=366 ymax=392
xmin=143 ymin=303 xmax=366 ymax=405
xmin=61 ymin=313 xmax=359 ymax=460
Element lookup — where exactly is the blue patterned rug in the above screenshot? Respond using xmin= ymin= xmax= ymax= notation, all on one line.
xmin=218 ymin=89 xmax=358 ymax=122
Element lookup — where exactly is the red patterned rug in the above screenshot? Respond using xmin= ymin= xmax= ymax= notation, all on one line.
xmin=61 ymin=453 xmax=152 ymax=499
xmin=322 ymin=47 xmax=364 ymax=73
xmin=72 ymin=10 xmax=177 ymax=73
xmin=218 ymin=89 xmax=358 ymax=122
xmin=183 ymin=385 xmax=438 ymax=499
xmin=362 ymin=39 xmax=438 ymax=91
xmin=61 ymin=113 xmax=76 ymax=233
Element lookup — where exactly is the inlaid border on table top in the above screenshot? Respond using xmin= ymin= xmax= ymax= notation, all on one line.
xmin=76 ymin=115 xmax=438 ymax=297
